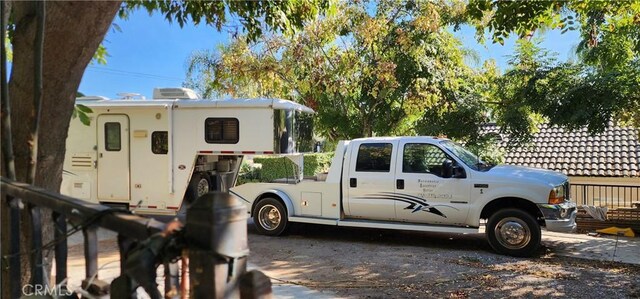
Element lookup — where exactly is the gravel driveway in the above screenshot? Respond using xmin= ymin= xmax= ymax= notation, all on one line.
xmin=247 ymin=222 xmax=640 ymax=298
xmin=65 ymin=219 xmax=639 ymax=298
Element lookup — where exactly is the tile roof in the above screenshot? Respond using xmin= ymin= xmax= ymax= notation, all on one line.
xmin=481 ymin=123 xmax=640 ymax=177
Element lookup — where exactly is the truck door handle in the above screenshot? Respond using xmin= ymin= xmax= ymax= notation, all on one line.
xmin=350 ymin=178 xmax=357 ymax=188
xmin=396 ymin=179 xmax=404 ymax=189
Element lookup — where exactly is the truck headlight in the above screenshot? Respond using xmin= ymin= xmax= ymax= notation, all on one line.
xmin=548 ymin=185 xmax=566 ymax=205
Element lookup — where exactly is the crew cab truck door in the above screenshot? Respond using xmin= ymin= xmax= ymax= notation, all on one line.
xmin=393 ymin=141 xmax=470 ymax=225
xmin=344 ymin=140 xmax=399 ymax=221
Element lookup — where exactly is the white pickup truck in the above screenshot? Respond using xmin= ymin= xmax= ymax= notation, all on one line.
xmin=231 ymin=137 xmax=577 ymax=257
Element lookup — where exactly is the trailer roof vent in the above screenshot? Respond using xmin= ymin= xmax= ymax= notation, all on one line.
xmin=117 ymin=93 xmax=146 ymax=100
xmin=76 ymin=96 xmax=109 ymax=101
xmin=153 ymin=87 xmax=199 ymax=100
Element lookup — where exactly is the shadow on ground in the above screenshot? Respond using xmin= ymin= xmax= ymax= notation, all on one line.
xmin=247 ymin=221 xmax=640 ymax=298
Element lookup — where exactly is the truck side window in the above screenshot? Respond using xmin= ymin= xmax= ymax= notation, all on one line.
xmin=403 ymin=143 xmax=449 ymax=177
xmin=152 ymin=131 xmax=168 ymax=154
xmin=356 ymin=143 xmax=393 ymax=172
xmin=205 ymin=118 xmax=239 ymax=144
xmin=104 ymin=122 xmax=121 ymax=151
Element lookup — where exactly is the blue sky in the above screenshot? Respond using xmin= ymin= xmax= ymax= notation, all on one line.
xmin=78 ymin=8 xmax=582 ymax=99
xmin=78 ymin=9 xmax=231 ymax=99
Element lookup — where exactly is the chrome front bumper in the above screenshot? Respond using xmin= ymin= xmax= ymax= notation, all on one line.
xmin=538 ymin=201 xmax=577 ymax=233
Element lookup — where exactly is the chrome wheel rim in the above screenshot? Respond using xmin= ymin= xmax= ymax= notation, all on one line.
xmin=258 ymin=204 xmax=281 ymax=231
xmin=196 ymin=178 xmax=209 ymax=197
xmin=494 ymin=217 xmax=531 ymax=250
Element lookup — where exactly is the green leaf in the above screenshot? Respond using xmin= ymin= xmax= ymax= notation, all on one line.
xmin=78 ymin=112 xmax=91 ymax=126
xmin=76 ymin=104 xmax=93 ymax=113
xmin=111 ymin=23 xmax=122 ymax=33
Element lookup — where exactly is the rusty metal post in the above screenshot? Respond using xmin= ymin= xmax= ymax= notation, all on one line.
xmin=180 ymin=252 xmax=189 ymax=299
xmin=83 ymin=225 xmax=98 ymax=282
xmin=82 ymin=225 xmax=109 ymax=295
xmin=186 ymin=192 xmax=251 ymax=299
xmin=6 ymin=197 xmax=22 ymax=299
xmin=29 ymin=205 xmax=44 ymax=286
xmin=164 ymin=261 xmax=180 ymax=298
xmin=53 ymin=211 xmax=68 ymax=285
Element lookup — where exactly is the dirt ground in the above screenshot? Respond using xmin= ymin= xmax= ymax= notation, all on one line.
xmin=247 ymin=222 xmax=640 ymax=298
xmin=65 ymin=221 xmax=640 ymax=298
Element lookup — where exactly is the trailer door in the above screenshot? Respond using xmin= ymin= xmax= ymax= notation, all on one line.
xmin=97 ymin=115 xmax=130 ymax=202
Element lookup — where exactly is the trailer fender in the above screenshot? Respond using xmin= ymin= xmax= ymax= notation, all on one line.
xmin=254 ymin=189 xmax=295 ymax=219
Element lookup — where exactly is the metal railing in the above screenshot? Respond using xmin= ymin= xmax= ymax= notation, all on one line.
xmin=1 ymin=177 xmax=272 ymax=298
xmin=571 ymin=183 xmax=640 ymax=208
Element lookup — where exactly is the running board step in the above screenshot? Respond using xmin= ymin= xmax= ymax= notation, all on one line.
xmin=288 ymin=216 xmax=480 ymax=234
xmin=337 ymin=219 xmax=479 ymax=234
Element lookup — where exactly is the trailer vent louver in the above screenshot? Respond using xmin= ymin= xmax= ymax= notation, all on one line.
xmin=71 ymin=156 xmax=93 ymax=168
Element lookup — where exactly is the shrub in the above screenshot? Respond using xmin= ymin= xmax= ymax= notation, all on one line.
xmin=249 ymin=153 xmax=334 ymax=183
xmin=236 ymin=160 xmax=262 ymax=185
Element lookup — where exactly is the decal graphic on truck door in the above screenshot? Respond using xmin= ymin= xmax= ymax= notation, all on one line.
xmin=354 ymin=192 xmax=454 ymax=217
xmin=394 ymin=142 xmax=470 ymax=225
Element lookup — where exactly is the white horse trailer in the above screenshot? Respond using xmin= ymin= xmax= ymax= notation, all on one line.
xmin=61 ymin=88 xmax=313 ymax=215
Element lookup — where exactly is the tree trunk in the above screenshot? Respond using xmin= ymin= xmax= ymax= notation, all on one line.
xmin=6 ymin=0 xmax=121 ymax=289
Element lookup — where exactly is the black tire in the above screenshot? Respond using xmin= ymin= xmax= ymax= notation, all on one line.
xmin=178 ymin=172 xmax=211 ymax=217
xmin=253 ymin=198 xmax=289 ymax=236
xmin=486 ymin=208 xmax=541 ymax=257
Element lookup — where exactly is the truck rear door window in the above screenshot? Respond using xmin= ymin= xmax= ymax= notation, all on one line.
xmin=104 ymin=122 xmax=121 ymax=151
xmin=403 ymin=143 xmax=449 ymax=176
xmin=356 ymin=143 xmax=393 ymax=172
xmin=205 ymin=118 xmax=239 ymax=144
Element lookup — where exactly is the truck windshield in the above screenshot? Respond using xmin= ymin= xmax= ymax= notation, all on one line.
xmin=439 ymin=140 xmax=492 ymax=171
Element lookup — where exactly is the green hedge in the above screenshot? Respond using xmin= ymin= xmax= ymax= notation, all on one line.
xmin=241 ymin=153 xmax=334 ymax=183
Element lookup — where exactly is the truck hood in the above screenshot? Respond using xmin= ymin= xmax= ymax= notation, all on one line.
xmin=485 ymin=165 xmax=567 ymax=186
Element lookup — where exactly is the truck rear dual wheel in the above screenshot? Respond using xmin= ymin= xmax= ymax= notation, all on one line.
xmin=487 ymin=208 xmax=541 ymax=257
xmin=253 ymin=198 xmax=289 ymax=236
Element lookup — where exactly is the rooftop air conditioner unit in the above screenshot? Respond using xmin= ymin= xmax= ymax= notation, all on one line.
xmin=153 ymin=87 xmax=200 ymax=100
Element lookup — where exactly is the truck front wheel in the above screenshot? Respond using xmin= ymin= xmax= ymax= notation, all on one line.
xmin=487 ymin=208 xmax=541 ymax=257
xmin=253 ymin=198 xmax=288 ymax=236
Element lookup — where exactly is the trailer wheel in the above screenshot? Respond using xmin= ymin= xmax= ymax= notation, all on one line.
xmin=253 ymin=198 xmax=288 ymax=236
xmin=178 ymin=173 xmax=211 ymax=217
xmin=188 ymin=172 xmax=212 ymax=200
xmin=486 ymin=208 xmax=541 ymax=257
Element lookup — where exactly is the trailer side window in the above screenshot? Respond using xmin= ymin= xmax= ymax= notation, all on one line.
xmin=152 ymin=131 xmax=168 ymax=154
xmin=356 ymin=143 xmax=392 ymax=172
xmin=104 ymin=122 xmax=121 ymax=151
xmin=205 ymin=118 xmax=239 ymax=144
xmin=402 ymin=143 xmax=450 ymax=176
